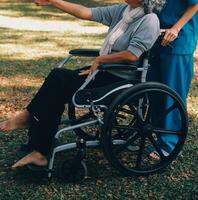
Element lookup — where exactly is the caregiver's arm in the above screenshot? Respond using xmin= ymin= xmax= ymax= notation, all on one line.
xmin=161 ymin=4 xmax=198 ymax=46
xmin=34 ymin=0 xmax=92 ymax=20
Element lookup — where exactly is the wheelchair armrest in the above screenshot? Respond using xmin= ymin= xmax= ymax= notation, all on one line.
xmin=98 ymin=63 xmax=138 ymax=71
xmin=69 ymin=49 xmax=100 ymax=57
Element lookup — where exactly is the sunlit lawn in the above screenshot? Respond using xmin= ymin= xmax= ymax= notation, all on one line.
xmin=0 ymin=1 xmax=198 ymax=200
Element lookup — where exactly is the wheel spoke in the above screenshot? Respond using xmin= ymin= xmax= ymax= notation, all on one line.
xmin=156 ymin=103 xmax=177 ymax=124
xmin=153 ymin=128 xmax=181 ymax=136
xmin=148 ymin=135 xmax=166 ymax=160
xmin=128 ymin=118 xmax=137 ymax=126
xmin=128 ymin=104 xmax=144 ymax=124
xmin=144 ymin=99 xmax=152 ymax=122
xmin=112 ymin=128 xmax=137 ymax=140
xmin=114 ymin=133 xmax=139 ymax=154
xmin=113 ymin=125 xmax=140 ymax=132
xmin=137 ymin=94 xmax=150 ymax=122
xmin=135 ymin=137 xmax=146 ymax=168
xmin=118 ymin=119 xmax=139 ymax=135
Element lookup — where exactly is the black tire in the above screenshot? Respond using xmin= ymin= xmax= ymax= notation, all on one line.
xmin=59 ymin=159 xmax=87 ymax=182
xmin=102 ymin=82 xmax=188 ymax=176
xmin=68 ymin=102 xmax=100 ymax=140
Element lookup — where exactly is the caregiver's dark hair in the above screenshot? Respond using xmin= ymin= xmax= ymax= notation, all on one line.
xmin=142 ymin=0 xmax=166 ymax=13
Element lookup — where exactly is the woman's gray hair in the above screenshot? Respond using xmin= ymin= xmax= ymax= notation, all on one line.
xmin=142 ymin=0 xmax=166 ymax=14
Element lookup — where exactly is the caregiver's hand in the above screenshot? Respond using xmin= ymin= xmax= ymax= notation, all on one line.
xmin=34 ymin=0 xmax=53 ymax=6
xmin=161 ymin=27 xmax=179 ymax=46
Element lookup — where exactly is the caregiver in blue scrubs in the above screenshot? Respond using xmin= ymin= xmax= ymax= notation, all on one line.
xmin=148 ymin=1 xmax=198 ymax=155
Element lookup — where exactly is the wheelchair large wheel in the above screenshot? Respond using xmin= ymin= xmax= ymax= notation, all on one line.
xmin=68 ymin=102 xmax=100 ymax=140
xmin=102 ymin=82 xmax=188 ymax=176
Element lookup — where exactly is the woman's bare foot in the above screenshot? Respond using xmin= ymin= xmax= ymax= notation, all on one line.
xmin=0 ymin=110 xmax=32 ymax=132
xmin=11 ymin=151 xmax=48 ymax=170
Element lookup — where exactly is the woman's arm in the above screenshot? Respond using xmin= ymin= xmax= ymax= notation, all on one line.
xmin=79 ymin=51 xmax=138 ymax=75
xmin=161 ymin=4 xmax=198 ymax=46
xmin=34 ymin=0 xmax=92 ymax=20
xmin=95 ymin=51 xmax=138 ymax=64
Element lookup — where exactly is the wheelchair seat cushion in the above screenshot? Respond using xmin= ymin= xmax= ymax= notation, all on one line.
xmin=74 ymin=80 xmax=139 ymax=106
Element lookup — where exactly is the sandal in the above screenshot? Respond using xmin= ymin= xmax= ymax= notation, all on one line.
xmin=147 ymin=145 xmax=170 ymax=160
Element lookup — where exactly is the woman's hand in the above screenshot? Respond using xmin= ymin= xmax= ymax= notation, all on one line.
xmin=34 ymin=0 xmax=53 ymax=6
xmin=79 ymin=57 xmax=101 ymax=76
xmin=161 ymin=27 xmax=179 ymax=46
xmin=88 ymin=58 xmax=100 ymax=76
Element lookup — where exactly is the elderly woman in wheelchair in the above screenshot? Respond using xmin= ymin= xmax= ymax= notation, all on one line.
xmin=0 ymin=0 xmax=188 ymax=181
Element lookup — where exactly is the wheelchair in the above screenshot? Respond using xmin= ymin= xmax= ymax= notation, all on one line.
xmin=37 ymin=48 xmax=188 ymax=182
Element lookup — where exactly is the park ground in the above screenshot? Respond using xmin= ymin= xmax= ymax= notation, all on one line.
xmin=0 ymin=1 xmax=197 ymax=199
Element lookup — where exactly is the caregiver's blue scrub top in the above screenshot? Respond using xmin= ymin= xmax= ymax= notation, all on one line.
xmin=159 ymin=0 xmax=198 ymax=54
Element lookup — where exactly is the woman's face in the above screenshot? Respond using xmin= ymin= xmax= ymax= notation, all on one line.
xmin=124 ymin=0 xmax=142 ymax=8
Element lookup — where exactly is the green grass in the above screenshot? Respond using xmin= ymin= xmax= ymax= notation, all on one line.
xmin=0 ymin=1 xmax=198 ymax=200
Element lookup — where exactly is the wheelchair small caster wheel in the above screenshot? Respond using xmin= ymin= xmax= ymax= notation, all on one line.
xmin=59 ymin=159 xmax=87 ymax=182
